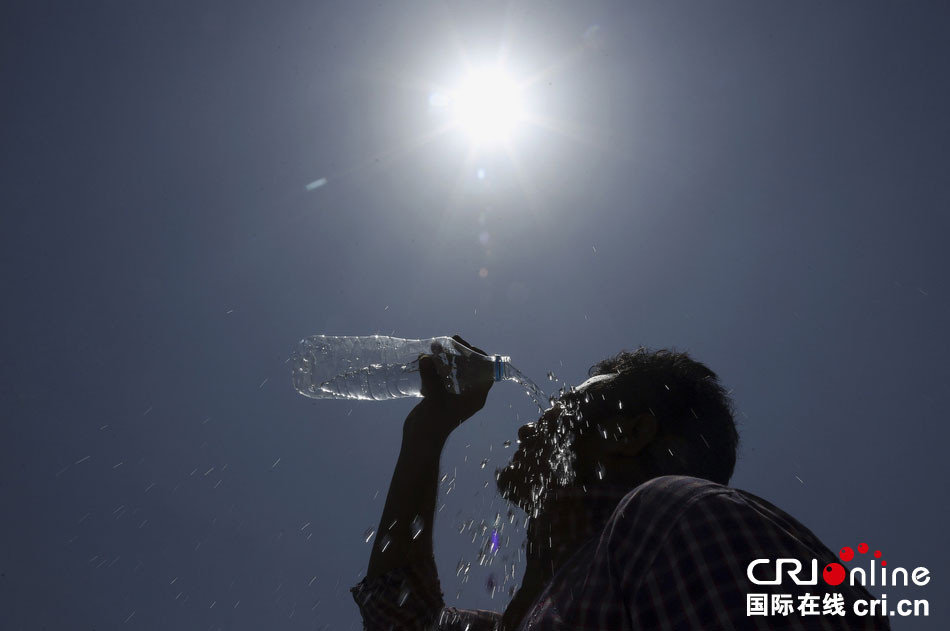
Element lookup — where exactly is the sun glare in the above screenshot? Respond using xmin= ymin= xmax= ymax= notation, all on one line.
xmin=450 ymin=69 xmax=524 ymax=145
xmin=361 ymin=35 xmax=592 ymax=210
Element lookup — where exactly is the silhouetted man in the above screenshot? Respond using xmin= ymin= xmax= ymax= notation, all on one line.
xmin=352 ymin=337 xmax=889 ymax=630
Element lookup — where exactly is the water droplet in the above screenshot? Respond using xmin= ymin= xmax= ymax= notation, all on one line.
xmin=363 ymin=527 xmax=376 ymax=543
xmin=503 ymin=440 xmax=511 ymax=448
xmin=411 ymin=515 xmax=425 ymax=540
xmin=480 ymin=459 xmax=489 ymax=469
xmin=546 ymin=371 xmax=557 ymax=381
xmin=379 ymin=533 xmax=392 ymax=552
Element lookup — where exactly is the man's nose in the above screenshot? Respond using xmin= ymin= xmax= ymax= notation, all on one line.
xmin=518 ymin=422 xmax=537 ymax=442
xmin=518 ymin=405 xmax=561 ymax=442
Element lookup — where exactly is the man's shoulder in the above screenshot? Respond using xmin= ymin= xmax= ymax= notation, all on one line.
xmin=606 ymin=476 xmax=786 ymax=544
xmin=597 ymin=476 xmax=737 ymax=554
xmin=617 ymin=475 xmax=735 ymax=512
xmin=607 ymin=475 xmax=829 ymax=563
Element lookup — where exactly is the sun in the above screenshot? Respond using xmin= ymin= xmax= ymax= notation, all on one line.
xmin=325 ymin=33 xmax=597 ymax=211
xmin=449 ymin=68 xmax=525 ymax=146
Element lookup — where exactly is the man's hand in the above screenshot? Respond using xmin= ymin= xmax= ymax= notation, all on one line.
xmin=405 ymin=335 xmax=493 ymax=443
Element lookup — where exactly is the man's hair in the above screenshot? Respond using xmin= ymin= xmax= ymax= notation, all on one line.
xmin=585 ymin=348 xmax=738 ymax=485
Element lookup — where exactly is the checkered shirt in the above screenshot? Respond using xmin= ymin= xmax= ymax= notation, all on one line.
xmin=352 ymin=475 xmax=890 ymax=630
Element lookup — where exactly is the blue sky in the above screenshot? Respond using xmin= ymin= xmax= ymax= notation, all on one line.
xmin=3 ymin=1 xmax=948 ymax=628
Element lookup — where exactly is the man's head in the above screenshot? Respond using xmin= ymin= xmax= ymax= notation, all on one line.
xmin=496 ymin=348 xmax=738 ymax=511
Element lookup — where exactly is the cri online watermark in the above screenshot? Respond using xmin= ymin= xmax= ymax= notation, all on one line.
xmin=746 ymin=542 xmax=930 ymax=618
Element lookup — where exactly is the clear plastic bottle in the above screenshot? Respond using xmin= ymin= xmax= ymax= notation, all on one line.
xmin=292 ymin=335 xmax=513 ymax=401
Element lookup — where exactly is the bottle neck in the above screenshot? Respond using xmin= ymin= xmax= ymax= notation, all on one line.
xmin=492 ymin=355 xmax=511 ymax=382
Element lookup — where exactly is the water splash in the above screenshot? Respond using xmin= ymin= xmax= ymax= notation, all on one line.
xmin=505 ymin=364 xmax=548 ymax=411
xmin=410 ymin=515 xmax=425 ymax=540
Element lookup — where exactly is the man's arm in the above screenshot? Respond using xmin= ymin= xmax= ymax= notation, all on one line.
xmin=365 ymin=397 xmax=454 ymax=581
xmin=365 ymin=337 xmax=492 ymax=581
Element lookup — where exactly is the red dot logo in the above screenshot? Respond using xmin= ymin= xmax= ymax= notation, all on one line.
xmin=858 ymin=543 xmax=869 ymax=554
xmin=823 ymin=563 xmax=846 ymax=586
xmin=839 ymin=546 xmax=854 ymax=562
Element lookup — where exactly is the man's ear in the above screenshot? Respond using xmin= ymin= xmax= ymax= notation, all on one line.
xmin=601 ymin=412 xmax=658 ymax=458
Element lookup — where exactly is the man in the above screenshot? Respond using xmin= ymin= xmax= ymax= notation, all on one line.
xmin=352 ymin=337 xmax=889 ymax=630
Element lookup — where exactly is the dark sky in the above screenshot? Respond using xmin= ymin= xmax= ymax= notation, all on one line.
xmin=2 ymin=1 xmax=948 ymax=629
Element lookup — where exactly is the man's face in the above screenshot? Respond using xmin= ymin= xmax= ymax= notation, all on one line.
xmin=495 ymin=374 xmax=619 ymax=510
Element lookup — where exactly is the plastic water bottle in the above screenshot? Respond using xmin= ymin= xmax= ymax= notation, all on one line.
xmin=292 ymin=335 xmax=513 ymax=401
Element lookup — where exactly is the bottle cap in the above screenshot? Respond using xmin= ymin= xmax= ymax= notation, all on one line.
xmin=492 ymin=355 xmax=510 ymax=381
